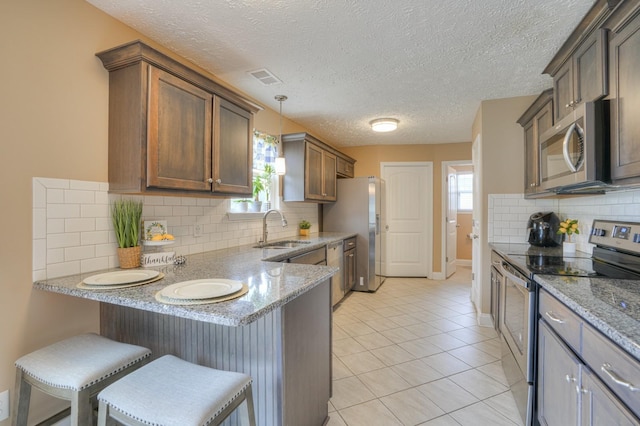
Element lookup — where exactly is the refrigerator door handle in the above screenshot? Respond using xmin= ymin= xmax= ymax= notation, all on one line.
xmin=376 ymin=213 xmax=380 ymax=234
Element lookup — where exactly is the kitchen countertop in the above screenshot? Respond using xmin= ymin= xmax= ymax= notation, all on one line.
xmin=491 ymin=243 xmax=640 ymax=362
xmin=33 ymin=232 xmax=354 ymax=327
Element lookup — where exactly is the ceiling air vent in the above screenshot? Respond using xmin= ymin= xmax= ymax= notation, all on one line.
xmin=248 ymin=68 xmax=282 ymax=86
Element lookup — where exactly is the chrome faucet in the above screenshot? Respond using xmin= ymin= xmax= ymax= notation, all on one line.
xmin=261 ymin=209 xmax=288 ymax=245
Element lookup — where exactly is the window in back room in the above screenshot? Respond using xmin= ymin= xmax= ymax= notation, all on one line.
xmin=457 ymin=172 xmax=473 ymax=212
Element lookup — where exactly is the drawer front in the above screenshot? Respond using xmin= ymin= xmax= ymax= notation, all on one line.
xmin=343 ymin=237 xmax=357 ymax=251
xmin=582 ymin=325 xmax=640 ymax=418
xmin=539 ymin=290 xmax=583 ymax=353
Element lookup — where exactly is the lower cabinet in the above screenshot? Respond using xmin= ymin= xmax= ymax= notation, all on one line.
xmin=343 ymin=237 xmax=357 ymax=292
xmin=537 ymin=290 xmax=640 ymax=425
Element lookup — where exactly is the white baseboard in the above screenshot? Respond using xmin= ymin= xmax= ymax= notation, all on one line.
xmin=476 ymin=312 xmax=494 ymax=328
xmin=456 ymin=259 xmax=472 ymax=267
xmin=431 ymin=271 xmax=446 ymax=280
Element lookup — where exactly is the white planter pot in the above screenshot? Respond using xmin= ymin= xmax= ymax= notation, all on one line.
xmin=563 ymin=242 xmax=576 ymax=255
xmin=248 ymin=201 xmax=262 ymax=213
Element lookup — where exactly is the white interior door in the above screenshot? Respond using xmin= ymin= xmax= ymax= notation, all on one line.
xmin=381 ymin=162 xmax=433 ymax=277
xmin=471 ymin=135 xmax=482 ymax=311
xmin=446 ymin=166 xmax=458 ymax=277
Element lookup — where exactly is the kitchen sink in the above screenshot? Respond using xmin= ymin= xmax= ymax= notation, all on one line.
xmin=254 ymin=240 xmax=311 ymax=249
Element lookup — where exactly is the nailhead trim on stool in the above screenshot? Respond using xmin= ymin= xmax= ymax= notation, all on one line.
xmin=12 ymin=333 xmax=151 ymax=426
xmin=97 ymin=355 xmax=257 ymax=426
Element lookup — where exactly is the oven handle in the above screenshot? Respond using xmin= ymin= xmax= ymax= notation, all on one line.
xmin=498 ymin=261 xmax=531 ymax=290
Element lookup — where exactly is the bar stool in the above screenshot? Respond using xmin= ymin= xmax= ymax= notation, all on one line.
xmin=97 ymin=354 xmax=256 ymax=426
xmin=12 ymin=333 xmax=151 ymax=426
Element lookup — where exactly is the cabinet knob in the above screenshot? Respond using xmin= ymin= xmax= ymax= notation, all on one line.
xmin=565 ymin=374 xmax=576 ymax=383
xmin=208 ymin=178 xmax=214 ymax=184
xmin=216 ymin=179 xmax=222 ymax=184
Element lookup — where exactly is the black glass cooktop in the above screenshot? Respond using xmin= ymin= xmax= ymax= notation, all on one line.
xmin=504 ymin=253 xmax=640 ymax=280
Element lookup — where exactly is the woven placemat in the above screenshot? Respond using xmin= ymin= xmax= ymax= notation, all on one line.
xmin=77 ymin=273 xmax=165 ymax=290
xmin=155 ymin=283 xmax=249 ymax=305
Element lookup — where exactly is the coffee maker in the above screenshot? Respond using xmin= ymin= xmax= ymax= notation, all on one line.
xmin=527 ymin=212 xmax=563 ymax=247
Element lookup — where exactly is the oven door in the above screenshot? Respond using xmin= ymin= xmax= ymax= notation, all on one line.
xmin=499 ymin=262 xmax=535 ymax=382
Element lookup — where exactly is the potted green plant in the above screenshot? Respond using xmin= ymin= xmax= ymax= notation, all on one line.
xmin=233 ymin=199 xmax=251 ymax=212
xmin=298 ymin=219 xmax=312 ymax=236
xmin=261 ymin=164 xmax=275 ymax=210
xmin=250 ymin=175 xmax=264 ymax=212
xmin=111 ymin=199 xmax=143 ymax=268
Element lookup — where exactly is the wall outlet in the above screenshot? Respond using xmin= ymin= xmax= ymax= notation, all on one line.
xmin=194 ymin=224 xmax=203 ymax=238
xmin=0 ymin=389 xmax=9 ymax=421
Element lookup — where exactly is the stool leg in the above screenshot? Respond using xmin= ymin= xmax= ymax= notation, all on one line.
xmin=11 ymin=369 xmax=31 ymax=426
xmin=244 ymin=384 xmax=256 ymax=426
xmin=70 ymin=388 xmax=92 ymax=426
xmin=97 ymin=400 xmax=107 ymax=426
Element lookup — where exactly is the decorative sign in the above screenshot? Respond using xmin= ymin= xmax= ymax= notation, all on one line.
xmin=141 ymin=251 xmax=175 ymax=267
xmin=143 ymin=220 xmax=167 ymax=241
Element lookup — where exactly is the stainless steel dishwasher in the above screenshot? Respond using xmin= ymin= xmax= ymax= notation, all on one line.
xmin=327 ymin=241 xmax=344 ymax=306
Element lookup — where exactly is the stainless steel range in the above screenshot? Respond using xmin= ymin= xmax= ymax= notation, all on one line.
xmin=492 ymin=219 xmax=640 ymax=426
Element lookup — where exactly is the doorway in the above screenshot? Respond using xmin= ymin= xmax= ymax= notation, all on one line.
xmin=441 ymin=161 xmax=473 ymax=278
xmin=380 ymin=162 xmax=433 ymax=278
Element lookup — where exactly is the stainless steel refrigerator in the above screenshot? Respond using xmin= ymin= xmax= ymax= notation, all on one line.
xmin=323 ymin=177 xmax=385 ymax=292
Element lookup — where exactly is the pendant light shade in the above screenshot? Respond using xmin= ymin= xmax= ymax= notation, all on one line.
xmin=275 ymin=95 xmax=288 ymax=175
xmin=370 ymin=118 xmax=399 ymax=132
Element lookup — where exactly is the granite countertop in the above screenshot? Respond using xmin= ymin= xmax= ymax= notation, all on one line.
xmin=490 ymin=242 xmax=640 ymax=362
xmin=34 ymin=232 xmax=354 ymax=327
xmin=534 ymin=274 xmax=640 ymax=361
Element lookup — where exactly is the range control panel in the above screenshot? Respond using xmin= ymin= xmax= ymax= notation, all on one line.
xmin=589 ymin=220 xmax=640 ymax=255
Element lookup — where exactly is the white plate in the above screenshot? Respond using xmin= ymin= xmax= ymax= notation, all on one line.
xmin=83 ymin=270 xmax=160 ymax=286
xmin=160 ymin=279 xmax=243 ymax=300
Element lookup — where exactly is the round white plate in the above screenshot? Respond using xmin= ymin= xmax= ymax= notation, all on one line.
xmin=160 ymin=279 xmax=243 ymax=300
xmin=84 ymin=270 xmax=160 ymax=286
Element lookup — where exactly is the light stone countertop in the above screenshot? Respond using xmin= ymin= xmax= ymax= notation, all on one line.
xmin=34 ymin=232 xmax=354 ymax=327
xmin=534 ymin=274 xmax=640 ymax=362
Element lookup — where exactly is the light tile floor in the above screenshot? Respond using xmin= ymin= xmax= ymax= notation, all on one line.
xmin=327 ymin=267 xmax=524 ymax=426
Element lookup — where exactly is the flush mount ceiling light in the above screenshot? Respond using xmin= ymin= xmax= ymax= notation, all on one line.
xmin=370 ymin=118 xmax=399 ymax=132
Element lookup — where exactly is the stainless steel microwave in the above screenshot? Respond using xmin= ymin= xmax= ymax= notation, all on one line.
xmin=538 ymin=100 xmax=610 ymax=193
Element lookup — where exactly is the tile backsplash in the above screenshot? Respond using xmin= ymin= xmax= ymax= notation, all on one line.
xmin=488 ymin=189 xmax=640 ymax=253
xmin=33 ymin=177 xmax=318 ymax=281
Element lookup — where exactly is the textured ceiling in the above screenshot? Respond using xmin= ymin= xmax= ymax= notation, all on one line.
xmin=86 ymin=0 xmax=595 ymax=147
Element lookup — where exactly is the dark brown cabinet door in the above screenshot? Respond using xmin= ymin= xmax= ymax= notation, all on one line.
xmin=322 ymin=151 xmax=337 ymax=201
xmin=610 ymin=16 xmax=640 ymax=183
xmin=519 ymin=89 xmax=553 ymax=197
xmin=305 ymin=143 xmax=325 ymax=200
xmin=147 ymin=67 xmax=212 ymax=191
xmin=213 ymin=98 xmax=253 ymax=195
xmin=553 ymin=29 xmax=607 ymax=122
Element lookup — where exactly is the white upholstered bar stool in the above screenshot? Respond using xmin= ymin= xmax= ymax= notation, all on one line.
xmin=97 ymin=355 xmax=256 ymax=426
xmin=12 ymin=333 xmax=151 ymax=426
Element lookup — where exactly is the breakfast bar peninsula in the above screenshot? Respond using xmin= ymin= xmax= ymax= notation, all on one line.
xmin=34 ymin=238 xmax=342 ymax=426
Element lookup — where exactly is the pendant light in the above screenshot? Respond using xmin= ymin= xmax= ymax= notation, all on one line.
xmin=275 ymin=95 xmax=287 ymax=175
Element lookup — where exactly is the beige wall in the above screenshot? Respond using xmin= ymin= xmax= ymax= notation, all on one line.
xmin=472 ymin=95 xmax=537 ymax=318
xmin=456 ymin=213 xmax=473 ymax=260
xmin=339 ymin=143 xmax=472 ymax=275
xmin=0 ymin=1 xmax=304 ymax=422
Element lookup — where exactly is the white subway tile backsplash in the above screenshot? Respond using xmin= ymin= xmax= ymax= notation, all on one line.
xmin=33 ymin=178 xmax=320 ymax=280
xmin=489 ymin=190 xmax=640 ymax=252
xmin=65 ymin=218 xmax=95 ymax=233
xmin=65 ymin=189 xmax=95 ymax=204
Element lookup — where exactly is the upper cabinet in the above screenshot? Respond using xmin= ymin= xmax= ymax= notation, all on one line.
xmin=97 ymin=41 xmax=258 ymax=196
xmin=607 ymin=5 xmax=640 ymax=184
xmin=517 ymin=89 xmax=553 ymax=198
xmin=282 ymin=133 xmax=354 ymax=203
xmin=549 ymin=29 xmax=609 ymax=122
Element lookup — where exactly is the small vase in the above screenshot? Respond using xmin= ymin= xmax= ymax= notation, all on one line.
xmin=299 ymin=229 xmax=310 ymax=236
xmin=563 ymin=242 xmax=576 ymax=255
xmin=117 ymin=246 xmax=142 ymax=269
